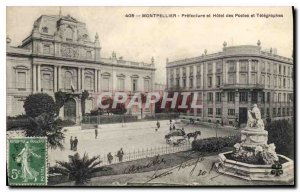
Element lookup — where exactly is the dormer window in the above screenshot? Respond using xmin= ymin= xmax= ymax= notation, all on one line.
xmin=42 ymin=26 xmax=48 ymax=33
xmin=65 ymin=27 xmax=73 ymax=41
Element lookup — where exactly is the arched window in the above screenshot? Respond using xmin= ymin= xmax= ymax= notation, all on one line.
xmin=65 ymin=27 xmax=73 ymax=41
xmin=64 ymin=71 xmax=72 ymax=90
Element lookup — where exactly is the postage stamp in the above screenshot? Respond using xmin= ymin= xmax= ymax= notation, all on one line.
xmin=7 ymin=137 xmax=47 ymax=186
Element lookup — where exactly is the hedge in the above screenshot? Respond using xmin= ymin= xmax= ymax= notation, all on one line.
xmin=192 ymin=135 xmax=241 ymax=153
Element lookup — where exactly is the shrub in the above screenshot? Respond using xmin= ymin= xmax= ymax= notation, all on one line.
xmin=266 ymin=119 xmax=294 ymax=159
xmin=192 ymin=135 xmax=241 ymax=153
xmin=56 ymin=119 xmax=76 ymax=127
xmin=23 ymin=93 xmax=56 ymax=118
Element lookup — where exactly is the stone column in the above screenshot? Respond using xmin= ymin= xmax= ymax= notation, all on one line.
xmin=58 ymin=66 xmax=62 ymax=91
xmin=186 ymin=66 xmax=190 ymax=88
xmin=54 ymin=65 xmax=57 ymax=92
xmin=81 ymin=68 xmax=85 ymax=90
xmin=179 ymin=67 xmax=183 ymax=88
xmin=37 ymin=64 xmax=41 ymax=92
xmin=257 ymin=60 xmax=261 ymax=85
xmin=236 ymin=60 xmax=239 ymax=84
xmin=94 ymin=69 xmax=98 ymax=92
xmin=97 ymin=70 xmax=101 ymax=92
xmin=248 ymin=59 xmax=251 ymax=84
xmin=193 ymin=65 xmax=197 ymax=89
xmin=77 ymin=67 xmax=81 ymax=91
xmin=32 ymin=64 xmax=36 ymax=92
xmin=212 ymin=62 xmax=216 ymax=88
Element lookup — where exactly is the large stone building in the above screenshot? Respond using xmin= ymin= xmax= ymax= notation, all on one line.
xmin=166 ymin=41 xmax=294 ymax=125
xmin=7 ymin=14 xmax=156 ymax=122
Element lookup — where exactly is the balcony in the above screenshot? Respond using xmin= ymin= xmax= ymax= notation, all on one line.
xmin=221 ymin=83 xmax=264 ymax=90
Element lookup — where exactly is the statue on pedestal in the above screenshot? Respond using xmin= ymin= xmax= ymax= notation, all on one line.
xmin=247 ymin=104 xmax=265 ymax=131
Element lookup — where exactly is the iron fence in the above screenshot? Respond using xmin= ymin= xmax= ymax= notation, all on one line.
xmin=98 ymin=141 xmax=191 ymax=166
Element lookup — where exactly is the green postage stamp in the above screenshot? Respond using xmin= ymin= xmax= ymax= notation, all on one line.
xmin=7 ymin=137 xmax=47 ymax=186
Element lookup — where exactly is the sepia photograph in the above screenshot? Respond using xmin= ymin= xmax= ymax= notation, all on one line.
xmin=5 ymin=6 xmax=294 ymax=187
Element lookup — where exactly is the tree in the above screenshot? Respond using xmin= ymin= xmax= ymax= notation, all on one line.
xmin=266 ymin=119 xmax=294 ymax=159
xmin=101 ymin=97 xmax=113 ymax=115
xmin=81 ymin=90 xmax=89 ymax=116
xmin=53 ymin=153 xmax=111 ymax=185
xmin=54 ymin=91 xmax=68 ymax=116
xmin=23 ymin=93 xmax=56 ymax=118
xmin=25 ymin=112 xmax=65 ymax=150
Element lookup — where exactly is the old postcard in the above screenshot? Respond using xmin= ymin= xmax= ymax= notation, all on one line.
xmin=6 ymin=6 xmax=294 ymax=186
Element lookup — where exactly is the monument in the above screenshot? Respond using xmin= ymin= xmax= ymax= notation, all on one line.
xmin=218 ymin=104 xmax=294 ymax=182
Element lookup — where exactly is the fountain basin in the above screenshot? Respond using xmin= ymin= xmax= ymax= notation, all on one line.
xmin=218 ymin=151 xmax=294 ymax=182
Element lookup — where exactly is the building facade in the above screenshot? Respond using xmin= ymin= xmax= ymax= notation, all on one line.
xmin=7 ymin=14 xmax=156 ymax=122
xmin=166 ymin=41 xmax=294 ymax=125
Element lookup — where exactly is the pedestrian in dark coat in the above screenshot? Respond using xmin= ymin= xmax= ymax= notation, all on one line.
xmin=107 ymin=152 xmax=113 ymax=164
xmin=95 ymin=127 xmax=98 ymax=139
xmin=70 ymin=136 xmax=74 ymax=150
xmin=73 ymin=137 xmax=78 ymax=151
xmin=117 ymin=148 xmax=124 ymax=162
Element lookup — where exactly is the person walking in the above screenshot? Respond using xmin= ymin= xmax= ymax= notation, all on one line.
xmin=173 ymin=124 xmax=176 ymax=130
xmin=107 ymin=152 xmax=113 ymax=164
xmin=70 ymin=136 xmax=74 ymax=150
xmin=156 ymin=121 xmax=160 ymax=132
xmin=117 ymin=148 xmax=124 ymax=162
xmin=73 ymin=137 xmax=78 ymax=151
xmin=95 ymin=127 xmax=98 ymax=139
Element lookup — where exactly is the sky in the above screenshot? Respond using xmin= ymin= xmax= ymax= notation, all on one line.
xmin=6 ymin=7 xmax=293 ymax=84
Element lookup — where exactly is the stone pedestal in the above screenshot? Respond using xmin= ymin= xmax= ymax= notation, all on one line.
xmin=241 ymin=128 xmax=268 ymax=148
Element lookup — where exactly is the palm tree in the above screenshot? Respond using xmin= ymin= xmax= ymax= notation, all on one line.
xmin=25 ymin=112 xmax=65 ymax=150
xmin=53 ymin=153 xmax=110 ymax=185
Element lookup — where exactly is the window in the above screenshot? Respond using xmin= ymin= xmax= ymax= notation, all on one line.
xmin=279 ymin=65 xmax=282 ymax=74
xmin=207 ymin=92 xmax=213 ymax=102
xmin=267 ymin=63 xmax=271 ymax=73
xmin=273 ymin=108 xmax=276 ymax=117
xmin=42 ymin=73 xmax=53 ymax=91
xmin=144 ymin=79 xmax=150 ymax=92
xmin=197 ymin=65 xmax=201 ymax=75
xmin=208 ymin=108 xmax=213 ymax=115
xmin=176 ymin=79 xmax=180 ymax=87
xmin=274 ymin=93 xmax=277 ymax=103
xmin=284 ymin=66 xmax=286 ymax=75
xmin=216 ymin=92 xmax=222 ymax=102
xmin=251 ymin=74 xmax=256 ymax=84
xmin=216 ymin=62 xmax=222 ymax=73
xmin=43 ymin=44 xmax=50 ymax=54
xmin=267 ymin=76 xmax=270 ymax=87
xmin=118 ymin=78 xmax=125 ymax=91
xmin=228 ymin=109 xmax=235 ymax=116
xmin=261 ymin=108 xmax=265 ymax=117
xmin=182 ymin=68 xmax=186 ymax=77
xmin=197 ymin=108 xmax=202 ymax=115
xmin=274 ymin=76 xmax=277 ymax=87
xmin=278 ymin=108 xmax=281 ymax=116
xmin=208 ymin=76 xmax=212 ymax=87
xmin=287 ymin=108 xmax=290 ymax=116
xmin=240 ymin=60 xmax=248 ymax=71
xmin=251 ymin=92 xmax=258 ymax=103
xmin=240 ymin=74 xmax=247 ymax=84
xmin=283 ymin=78 xmax=286 ymax=88
xmin=176 ymin=68 xmax=180 ymax=77
xmin=261 ymin=75 xmax=265 ymax=85
xmin=239 ymin=92 xmax=248 ymax=102
xmin=282 ymin=108 xmax=286 ymax=116
xmin=189 ymin=66 xmax=193 ymax=76
xmin=228 ymin=61 xmax=235 ymax=72
xmin=17 ymin=71 xmax=26 ymax=90
xmin=86 ymin=51 xmax=92 ymax=59
xmin=261 ymin=62 xmax=265 ymax=72
xmin=266 ymin=108 xmax=270 ymax=116
xmin=102 ymin=77 xmax=109 ymax=91
xmin=84 ymin=76 xmax=93 ymax=91
xmin=216 ymin=76 xmax=221 ymax=86
xmin=279 ymin=77 xmax=282 ymax=87
xmin=267 ymin=92 xmax=270 ymax=103
xmin=228 ymin=74 xmax=235 ymax=84
xmin=283 ymin=93 xmax=286 ymax=102
xmin=207 ymin=63 xmax=213 ymax=74
xmin=64 ymin=71 xmax=72 ymax=90
xmin=274 ymin=64 xmax=277 ymax=74
xmin=261 ymin=92 xmax=265 ymax=103
xmin=278 ymin=93 xmax=281 ymax=102
xmin=183 ymin=78 xmax=186 ymax=88
xmin=251 ymin=60 xmax=258 ymax=71
xmin=228 ymin=92 xmax=235 ymax=102
xmin=216 ymin=108 xmax=222 ymax=116
xmin=132 ymin=79 xmax=138 ymax=92
xmin=65 ymin=27 xmax=73 ymax=41
xmin=197 ymin=76 xmax=201 ymax=88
